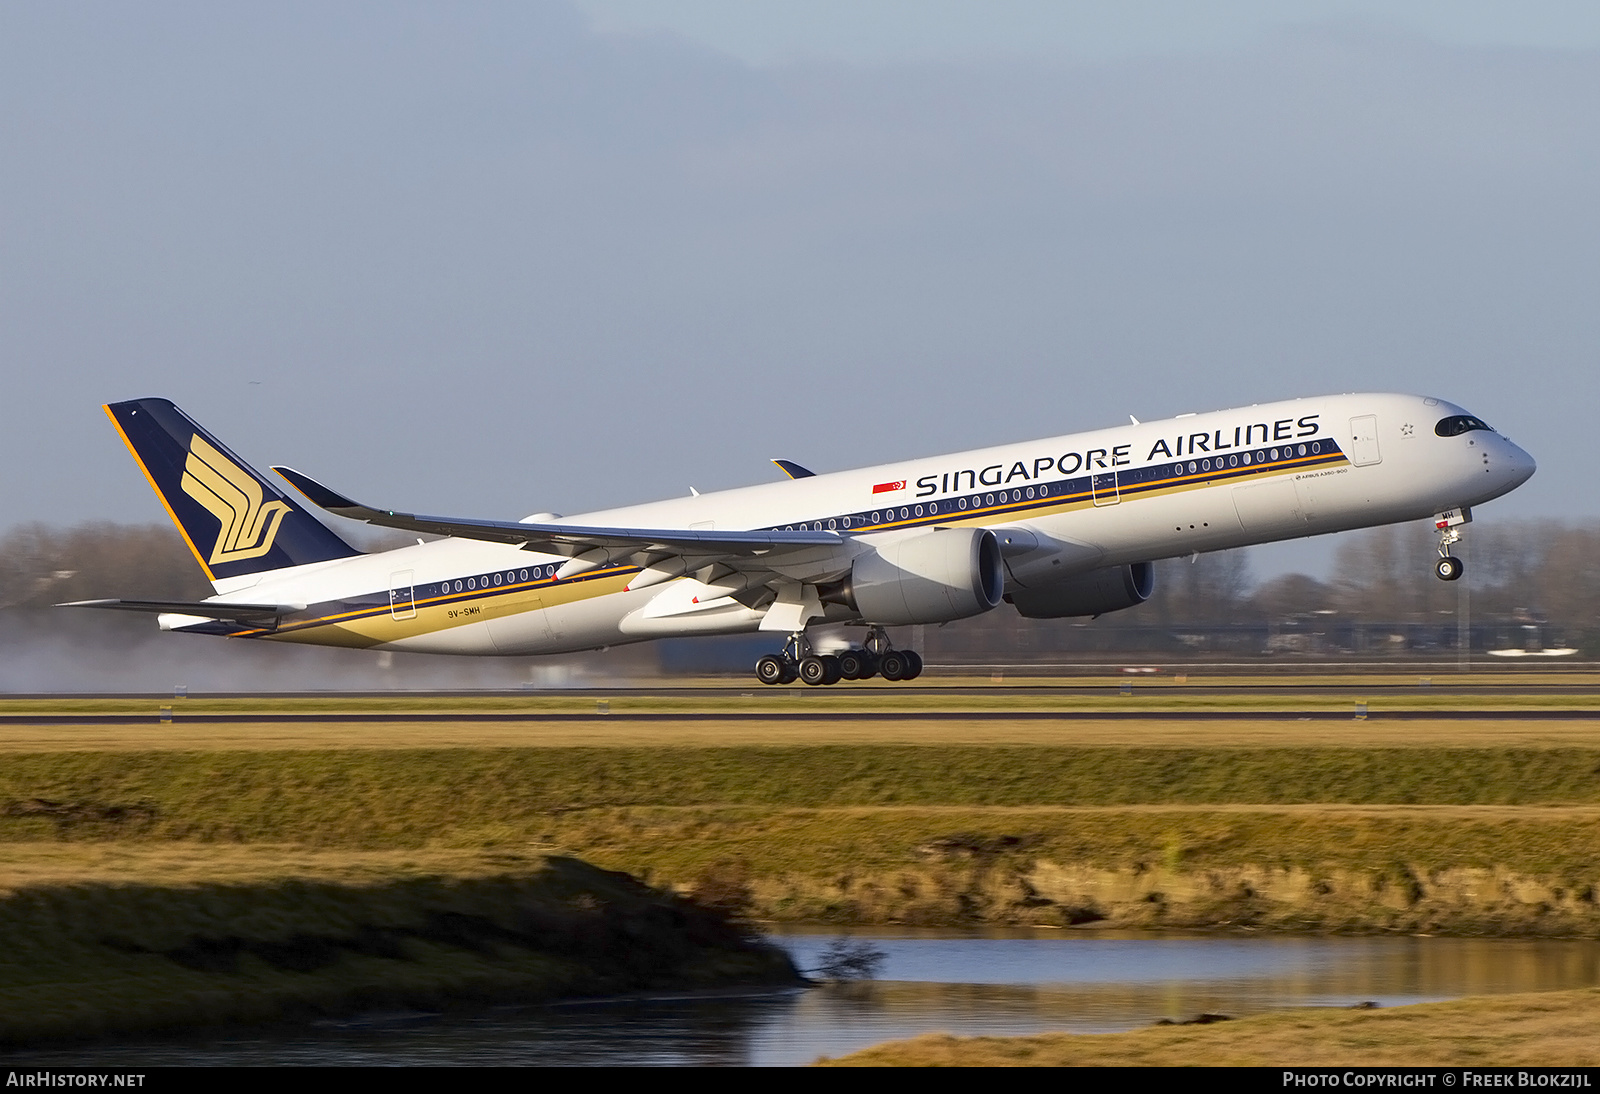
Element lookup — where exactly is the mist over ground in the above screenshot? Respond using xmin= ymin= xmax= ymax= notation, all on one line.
xmin=4 ymin=519 xmax=1593 ymax=692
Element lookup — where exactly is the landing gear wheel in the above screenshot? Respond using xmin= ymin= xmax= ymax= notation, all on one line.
xmin=902 ymin=650 xmax=924 ymax=680
xmin=838 ymin=649 xmax=878 ymax=680
xmin=1435 ymin=556 xmax=1464 ymax=582
xmin=755 ymin=654 xmax=790 ymax=685
xmin=879 ymin=650 xmax=911 ymax=682
xmin=799 ymin=655 xmax=837 ymax=686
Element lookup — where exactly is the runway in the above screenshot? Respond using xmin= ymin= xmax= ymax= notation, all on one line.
xmin=6 ymin=675 xmax=1599 ymax=749
xmin=10 ymin=679 xmax=1600 ymax=700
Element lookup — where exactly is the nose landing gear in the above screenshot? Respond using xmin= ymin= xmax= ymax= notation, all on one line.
xmin=1433 ymin=507 xmax=1471 ymax=582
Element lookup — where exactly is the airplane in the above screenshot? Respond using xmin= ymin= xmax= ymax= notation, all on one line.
xmin=65 ymin=393 xmax=1535 ymax=685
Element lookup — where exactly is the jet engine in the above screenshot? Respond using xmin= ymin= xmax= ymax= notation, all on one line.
xmin=827 ymin=528 xmax=1005 ymax=625
xmin=1006 ymin=562 xmax=1155 ymax=619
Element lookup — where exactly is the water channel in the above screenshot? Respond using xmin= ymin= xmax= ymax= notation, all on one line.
xmin=14 ymin=929 xmax=1600 ymax=1066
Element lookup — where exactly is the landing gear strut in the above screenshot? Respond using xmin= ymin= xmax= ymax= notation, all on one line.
xmin=1433 ymin=508 xmax=1471 ymax=582
xmin=864 ymin=626 xmax=922 ymax=682
xmin=753 ymin=625 xmax=923 ymax=686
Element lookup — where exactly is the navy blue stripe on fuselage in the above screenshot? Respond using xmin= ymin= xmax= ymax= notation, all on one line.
xmin=776 ymin=439 xmax=1347 ymax=534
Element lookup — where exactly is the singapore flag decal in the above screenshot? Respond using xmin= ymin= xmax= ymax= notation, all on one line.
xmin=872 ymin=480 xmax=906 ymax=494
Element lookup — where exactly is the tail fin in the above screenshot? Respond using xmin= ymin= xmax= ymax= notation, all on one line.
xmin=105 ymin=398 xmax=361 ymax=584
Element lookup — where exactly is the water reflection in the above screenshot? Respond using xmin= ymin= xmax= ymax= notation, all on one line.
xmin=11 ymin=930 xmax=1600 ymax=1066
xmin=782 ymin=928 xmax=1600 ymax=1018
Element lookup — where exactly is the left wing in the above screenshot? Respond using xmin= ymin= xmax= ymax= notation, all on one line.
xmin=272 ymin=467 xmax=854 ymax=594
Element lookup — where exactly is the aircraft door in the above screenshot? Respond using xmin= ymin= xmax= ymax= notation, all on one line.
xmin=389 ymin=571 xmax=416 ymax=621
xmin=1349 ymin=415 xmax=1382 ymax=466
xmin=1091 ymin=471 xmax=1120 ymax=506
xmin=527 ymin=595 xmax=556 ymax=642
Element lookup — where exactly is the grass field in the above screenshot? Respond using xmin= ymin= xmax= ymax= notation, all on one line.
xmin=3 ymin=677 xmax=1599 ymax=1049
xmin=4 ymin=715 xmax=1600 ymax=751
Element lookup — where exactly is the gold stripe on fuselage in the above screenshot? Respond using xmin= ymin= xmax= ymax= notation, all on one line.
xmin=250 ymin=569 xmax=636 ymax=647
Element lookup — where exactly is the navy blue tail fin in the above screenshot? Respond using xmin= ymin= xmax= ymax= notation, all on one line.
xmin=106 ymin=398 xmax=361 ymax=584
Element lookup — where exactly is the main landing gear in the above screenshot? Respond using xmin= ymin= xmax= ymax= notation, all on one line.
xmin=1433 ymin=508 xmax=1471 ymax=582
xmin=754 ymin=626 xmax=923 ymax=686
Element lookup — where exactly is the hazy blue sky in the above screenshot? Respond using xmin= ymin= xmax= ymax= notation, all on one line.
xmin=3 ymin=2 xmax=1595 ymax=581
xmin=578 ymin=1 xmax=1600 ymax=62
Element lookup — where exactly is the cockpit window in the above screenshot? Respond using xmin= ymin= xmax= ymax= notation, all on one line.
xmin=1434 ymin=415 xmax=1494 ymax=438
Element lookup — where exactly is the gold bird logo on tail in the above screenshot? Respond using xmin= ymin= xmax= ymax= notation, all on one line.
xmin=180 ymin=434 xmax=291 ymax=564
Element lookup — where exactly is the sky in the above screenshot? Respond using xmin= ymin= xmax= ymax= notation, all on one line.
xmin=3 ymin=1 xmax=1596 ymax=582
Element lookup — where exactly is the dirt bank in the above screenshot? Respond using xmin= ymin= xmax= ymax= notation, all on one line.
xmin=0 ymin=855 xmax=802 ymax=1045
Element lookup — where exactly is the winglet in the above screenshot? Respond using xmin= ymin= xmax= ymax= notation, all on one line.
xmin=771 ymin=459 xmax=816 ymax=480
xmin=272 ymin=466 xmax=369 ymax=516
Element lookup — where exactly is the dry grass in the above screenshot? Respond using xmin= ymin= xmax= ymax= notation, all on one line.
xmin=2 ymin=716 xmax=1600 ymax=751
xmin=4 ymin=804 xmax=1599 ymax=935
xmin=816 ymin=988 xmax=1600 ymax=1066
xmin=8 ymin=745 xmax=1600 ymax=843
xmin=0 ymin=842 xmax=556 ymax=894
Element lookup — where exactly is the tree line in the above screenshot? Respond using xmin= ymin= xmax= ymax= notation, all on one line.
xmin=3 ymin=518 xmax=1596 ymax=663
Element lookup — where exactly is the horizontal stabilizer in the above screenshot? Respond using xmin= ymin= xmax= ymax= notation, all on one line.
xmin=272 ymin=466 xmax=844 ymax=558
xmin=58 ymin=598 xmax=303 ymax=619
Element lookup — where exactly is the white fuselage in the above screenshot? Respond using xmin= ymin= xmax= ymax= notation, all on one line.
xmin=189 ymin=393 xmax=1535 ymax=655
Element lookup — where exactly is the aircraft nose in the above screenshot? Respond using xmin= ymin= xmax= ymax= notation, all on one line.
xmin=1501 ymin=437 xmax=1536 ymax=488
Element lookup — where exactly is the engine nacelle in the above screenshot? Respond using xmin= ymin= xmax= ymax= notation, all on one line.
xmin=840 ymin=528 xmax=1005 ymax=625
xmin=1006 ymin=562 xmax=1155 ymax=619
